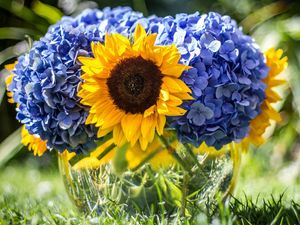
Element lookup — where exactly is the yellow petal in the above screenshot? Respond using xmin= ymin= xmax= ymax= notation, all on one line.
xmin=164 ymin=106 xmax=186 ymax=116
xmin=161 ymin=64 xmax=190 ymax=78
xmin=156 ymin=114 xmax=166 ymax=135
xmin=85 ymin=114 xmax=94 ymax=125
xmin=80 ymin=82 xmax=101 ymax=93
xmin=156 ymin=100 xmax=169 ymax=114
xmin=5 ymin=63 xmax=16 ymax=71
xmin=146 ymin=33 xmax=157 ymax=44
xmin=101 ymin=108 xmax=124 ymax=129
xmin=90 ymin=139 xmax=115 ymax=158
xmin=97 ymin=127 xmax=112 ymax=138
xmin=268 ymin=79 xmax=286 ymax=87
xmin=144 ymin=105 xmax=156 ymax=117
xmin=113 ymin=33 xmax=131 ymax=55
xmin=172 ymin=92 xmax=193 ymax=100
xmin=139 ymin=136 xmax=149 ymax=151
xmin=266 ymin=89 xmax=282 ymax=102
xmin=130 ymin=128 xmax=142 ymax=147
xmin=163 ymin=77 xmax=191 ymax=93
xmin=91 ymin=42 xmax=105 ymax=59
xmin=121 ymin=114 xmax=143 ymax=143
xmin=149 ymin=149 xmax=176 ymax=169
xmin=159 ymin=88 xmax=169 ymax=101
xmin=113 ymin=125 xmax=127 ymax=146
xmin=166 ymin=94 xmax=183 ymax=107
xmin=134 ymin=24 xmax=147 ymax=42
xmin=73 ymin=157 xmax=101 ymax=170
xmin=141 ymin=115 xmax=155 ymax=138
xmin=152 ymin=48 xmax=164 ymax=67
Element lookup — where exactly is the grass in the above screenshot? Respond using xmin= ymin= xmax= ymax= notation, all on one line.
xmin=0 ymin=151 xmax=299 ymax=225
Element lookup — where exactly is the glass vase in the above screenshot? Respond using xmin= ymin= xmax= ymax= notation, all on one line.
xmin=58 ymin=134 xmax=242 ymax=217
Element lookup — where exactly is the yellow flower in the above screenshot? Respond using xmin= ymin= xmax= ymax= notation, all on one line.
xmin=4 ymin=62 xmax=17 ymax=104
xmin=21 ymin=126 xmax=48 ymax=156
xmin=242 ymin=48 xmax=287 ymax=148
xmin=78 ymin=24 xmax=192 ymax=150
xmin=72 ymin=136 xmax=177 ymax=171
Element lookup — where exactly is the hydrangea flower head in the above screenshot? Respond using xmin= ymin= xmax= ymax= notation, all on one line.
xmin=8 ymin=7 xmax=145 ymax=153
xmin=145 ymin=12 xmax=269 ymax=149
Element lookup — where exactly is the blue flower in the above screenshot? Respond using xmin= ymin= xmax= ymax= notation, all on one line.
xmin=9 ymin=8 xmax=269 ymax=152
xmin=146 ymin=12 xmax=269 ymax=149
xmin=9 ymin=7 xmax=145 ymax=153
xmin=187 ymin=102 xmax=214 ymax=126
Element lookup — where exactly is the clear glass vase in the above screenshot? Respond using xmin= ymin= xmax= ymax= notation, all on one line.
xmin=58 ymin=134 xmax=242 ymax=216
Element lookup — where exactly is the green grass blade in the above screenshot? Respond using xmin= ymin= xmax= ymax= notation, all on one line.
xmin=0 ymin=127 xmax=23 ymax=167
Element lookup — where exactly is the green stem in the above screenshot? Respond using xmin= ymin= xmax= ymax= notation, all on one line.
xmin=181 ymin=172 xmax=189 ymax=217
xmin=69 ymin=134 xmax=114 ymax=166
xmin=97 ymin=143 xmax=116 ymax=160
xmin=95 ymin=133 xmax=113 ymax=146
xmin=183 ymin=144 xmax=209 ymax=182
xmin=157 ymin=135 xmax=192 ymax=174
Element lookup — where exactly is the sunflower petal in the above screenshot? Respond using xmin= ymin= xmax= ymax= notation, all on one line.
xmin=163 ymin=77 xmax=191 ymax=93
xmin=141 ymin=115 xmax=155 ymax=138
xmin=134 ymin=24 xmax=147 ymax=42
xmin=161 ymin=64 xmax=190 ymax=78
xmin=101 ymin=108 xmax=125 ymax=129
xmin=121 ymin=114 xmax=143 ymax=143
xmin=113 ymin=125 xmax=127 ymax=146
xmin=156 ymin=114 xmax=166 ymax=135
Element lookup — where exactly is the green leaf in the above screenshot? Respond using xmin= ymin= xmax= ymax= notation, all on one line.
xmin=0 ymin=1 xmax=49 ymax=33
xmin=32 ymin=1 xmax=63 ymax=24
xmin=0 ymin=41 xmax=27 ymax=66
xmin=0 ymin=27 xmax=38 ymax=40
xmin=132 ymin=0 xmax=148 ymax=16
xmin=0 ymin=127 xmax=23 ymax=167
xmin=0 ymin=69 xmax=7 ymax=106
xmin=158 ymin=174 xmax=182 ymax=208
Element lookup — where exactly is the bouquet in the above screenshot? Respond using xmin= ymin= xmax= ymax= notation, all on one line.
xmin=4 ymin=7 xmax=287 ymax=216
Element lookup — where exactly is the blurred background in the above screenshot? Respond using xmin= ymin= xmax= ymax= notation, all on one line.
xmin=0 ymin=0 xmax=300 ymax=215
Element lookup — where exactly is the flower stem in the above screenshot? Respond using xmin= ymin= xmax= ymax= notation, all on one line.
xmin=97 ymin=143 xmax=116 ymax=160
xmin=181 ymin=172 xmax=189 ymax=217
xmin=157 ymin=135 xmax=192 ymax=174
xmin=183 ymin=144 xmax=209 ymax=182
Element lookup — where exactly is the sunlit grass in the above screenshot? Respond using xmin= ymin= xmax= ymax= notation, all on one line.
xmin=0 ymin=151 xmax=299 ymax=225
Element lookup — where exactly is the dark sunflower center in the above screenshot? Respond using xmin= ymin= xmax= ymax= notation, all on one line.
xmin=124 ymin=74 xmax=144 ymax=96
xmin=107 ymin=56 xmax=163 ymax=114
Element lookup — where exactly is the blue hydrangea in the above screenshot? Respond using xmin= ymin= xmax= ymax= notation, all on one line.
xmin=145 ymin=12 xmax=269 ymax=149
xmin=9 ymin=7 xmax=146 ymax=153
xmin=9 ymin=7 xmax=269 ymax=152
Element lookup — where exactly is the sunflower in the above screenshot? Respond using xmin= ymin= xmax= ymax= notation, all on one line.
xmin=4 ymin=62 xmax=17 ymax=104
xmin=78 ymin=24 xmax=192 ymax=150
xmin=242 ymin=48 xmax=287 ymax=148
xmin=21 ymin=126 xmax=48 ymax=156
